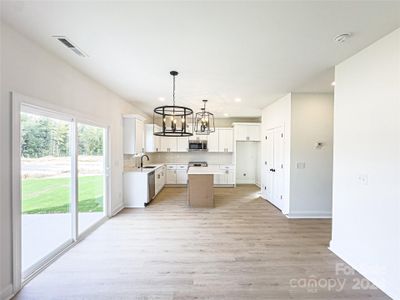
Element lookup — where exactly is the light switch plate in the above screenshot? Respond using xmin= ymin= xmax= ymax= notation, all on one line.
xmin=296 ymin=162 xmax=306 ymax=169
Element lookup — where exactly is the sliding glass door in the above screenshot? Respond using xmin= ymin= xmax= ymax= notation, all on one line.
xmin=77 ymin=123 xmax=106 ymax=234
xmin=21 ymin=109 xmax=74 ymax=278
xmin=19 ymin=104 xmax=109 ymax=281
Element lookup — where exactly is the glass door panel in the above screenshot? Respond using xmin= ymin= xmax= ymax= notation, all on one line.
xmin=20 ymin=111 xmax=73 ymax=277
xmin=77 ymin=123 xmax=106 ymax=234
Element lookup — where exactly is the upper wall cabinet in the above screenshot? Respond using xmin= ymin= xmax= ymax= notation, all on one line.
xmin=177 ymin=137 xmax=189 ymax=152
xmin=218 ymin=128 xmax=234 ymax=152
xmin=145 ymin=124 xmax=161 ymax=152
xmin=233 ymin=123 xmax=261 ymax=141
xmin=189 ymin=131 xmax=208 ymax=141
xmin=160 ymin=136 xmax=177 ymax=152
xmin=123 ymin=114 xmax=146 ymax=155
xmin=207 ymin=130 xmax=219 ymax=152
xmin=206 ymin=128 xmax=234 ymax=153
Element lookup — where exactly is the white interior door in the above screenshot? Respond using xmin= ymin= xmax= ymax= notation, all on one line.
xmin=272 ymin=127 xmax=284 ymax=210
xmin=265 ymin=129 xmax=275 ymax=202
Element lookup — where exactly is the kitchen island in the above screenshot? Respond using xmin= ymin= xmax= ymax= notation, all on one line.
xmin=187 ymin=166 xmax=225 ymax=208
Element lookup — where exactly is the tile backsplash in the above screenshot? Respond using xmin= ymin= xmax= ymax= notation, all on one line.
xmin=124 ymin=152 xmax=234 ymax=169
xmin=148 ymin=152 xmax=234 ymax=164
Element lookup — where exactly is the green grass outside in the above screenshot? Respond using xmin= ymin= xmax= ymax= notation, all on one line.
xmin=22 ymin=176 xmax=104 ymax=214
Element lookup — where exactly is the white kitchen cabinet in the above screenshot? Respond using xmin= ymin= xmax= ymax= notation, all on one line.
xmin=123 ymin=115 xmax=145 ymax=155
xmin=166 ymin=169 xmax=177 ymax=184
xmin=176 ymin=137 xmax=189 ymax=152
xmin=189 ymin=131 xmax=208 ymax=141
xmin=233 ymin=123 xmax=261 ymax=141
xmin=218 ymin=128 xmax=233 ymax=152
xmin=207 ymin=130 xmax=219 ymax=152
xmin=166 ymin=164 xmax=187 ymax=184
xmin=176 ymin=169 xmax=188 ymax=184
xmin=161 ymin=166 xmax=166 ymax=187
xmin=155 ymin=167 xmax=163 ymax=195
xmin=155 ymin=165 xmax=166 ymax=195
xmin=214 ymin=165 xmax=235 ymax=186
xmin=160 ymin=137 xmax=177 ymax=152
xmin=145 ymin=124 xmax=161 ymax=152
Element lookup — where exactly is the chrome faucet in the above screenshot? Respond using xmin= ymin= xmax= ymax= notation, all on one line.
xmin=140 ymin=154 xmax=149 ymax=168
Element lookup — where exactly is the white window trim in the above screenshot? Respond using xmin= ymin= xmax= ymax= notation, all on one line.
xmin=11 ymin=92 xmax=112 ymax=295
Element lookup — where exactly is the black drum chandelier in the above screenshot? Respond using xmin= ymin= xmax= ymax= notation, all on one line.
xmin=194 ymin=99 xmax=215 ymax=135
xmin=153 ymin=71 xmax=193 ymax=137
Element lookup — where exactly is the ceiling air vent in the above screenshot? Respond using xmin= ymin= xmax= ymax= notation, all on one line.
xmin=53 ymin=36 xmax=88 ymax=57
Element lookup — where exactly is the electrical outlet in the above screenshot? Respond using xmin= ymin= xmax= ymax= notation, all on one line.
xmin=357 ymin=174 xmax=368 ymax=185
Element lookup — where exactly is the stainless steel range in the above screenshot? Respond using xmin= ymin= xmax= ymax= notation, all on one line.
xmin=188 ymin=161 xmax=208 ymax=167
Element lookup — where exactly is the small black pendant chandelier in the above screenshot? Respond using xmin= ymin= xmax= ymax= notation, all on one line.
xmin=153 ymin=71 xmax=193 ymax=137
xmin=194 ymin=99 xmax=215 ymax=135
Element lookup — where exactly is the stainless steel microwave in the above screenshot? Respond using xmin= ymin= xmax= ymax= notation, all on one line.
xmin=188 ymin=140 xmax=208 ymax=151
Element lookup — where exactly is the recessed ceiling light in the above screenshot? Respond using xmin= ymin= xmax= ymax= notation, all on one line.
xmin=223 ymin=113 xmax=229 ymax=117
xmin=234 ymin=98 xmax=242 ymax=103
xmin=331 ymin=81 xmax=336 ymax=86
xmin=334 ymin=33 xmax=352 ymax=43
xmin=158 ymin=97 xmax=165 ymax=102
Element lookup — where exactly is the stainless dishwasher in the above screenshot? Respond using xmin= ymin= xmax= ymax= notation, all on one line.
xmin=146 ymin=171 xmax=156 ymax=205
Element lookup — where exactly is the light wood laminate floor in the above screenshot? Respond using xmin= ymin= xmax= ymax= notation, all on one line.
xmin=15 ymin=186 xmax=389 ymax=299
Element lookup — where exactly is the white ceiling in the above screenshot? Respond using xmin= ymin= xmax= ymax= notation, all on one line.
xmin=1 ymin=1 xmax=400 ymax=117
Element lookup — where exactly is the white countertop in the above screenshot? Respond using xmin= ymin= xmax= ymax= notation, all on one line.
xmin=187 ymin=166 xmax=225 ymax=175
xmin=124 ymin=163 xmax=164 ymax=174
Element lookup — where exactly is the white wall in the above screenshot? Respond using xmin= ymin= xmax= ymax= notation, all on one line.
xmin=236 ymin=142 xmax=259 ymax=184
xmin=0 ymin=23 xmax=147 ymax=298
xmin=290 ymin=93 xmax=333 ymax=217
xmin=261 ymin=93 xmax=292 ymax=213
xmin=330 ymin=28 xmax=400 ymax=300
xmin=261 ymin=92 xmax=333 ymax=217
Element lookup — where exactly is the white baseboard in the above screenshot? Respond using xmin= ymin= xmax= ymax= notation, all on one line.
xmin=285 ymin=211 xmax=332 ymax=219
xmin=111 ymin=203 xmax=125 ymax=216
xmin=1 ymin=284 xmax=14 ymax=300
